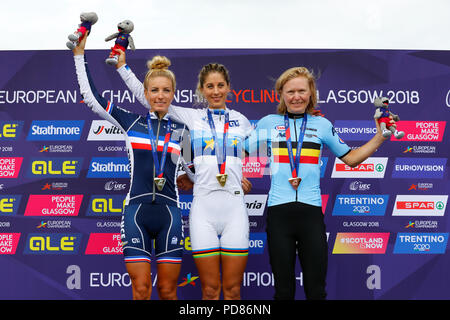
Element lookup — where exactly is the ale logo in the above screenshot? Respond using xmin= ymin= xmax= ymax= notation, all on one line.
xmin=27 ymin=158 xmax=83 ymax=178
xmin=23 ymin=233 xmax=82 ymax=255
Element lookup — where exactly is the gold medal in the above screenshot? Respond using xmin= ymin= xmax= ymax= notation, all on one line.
xmin=288 ymin=177 xmax=301 ymax=190
xmin=216 ymin=173 xmax=228 ymax=187
xmin=154 ymin=177 xmax=166 ymax=191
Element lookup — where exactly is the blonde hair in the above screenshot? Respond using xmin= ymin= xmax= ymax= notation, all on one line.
xmin=275 ymin=67 xmax=317 ymax=115
xmin=144 ymin=55 xmax=176 ymax=91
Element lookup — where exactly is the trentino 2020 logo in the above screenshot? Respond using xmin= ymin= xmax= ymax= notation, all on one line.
xmin=27 ymin=120 xmax=84 ymax=141
xmin=393 ymin=233 xmax=448 ymax=254
xmin=332 ymin=195 xmax=389 ymax=216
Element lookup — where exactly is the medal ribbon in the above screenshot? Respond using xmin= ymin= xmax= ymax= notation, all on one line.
xmin=146 ymin=113 xmax=173 ymax=179
xmin=284 ymin=113 xmax=307 ymax=178
xmin=207 ymin=109 xmax=229 ymax=175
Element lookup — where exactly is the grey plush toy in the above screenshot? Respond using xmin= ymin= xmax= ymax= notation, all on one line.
xmin=373 ymin=96 xmax=405 ymax=139
xmin=105 ymin=20 xmax=135 ymax=65
xmin=66 ymin=12 xmax=98 ymax=50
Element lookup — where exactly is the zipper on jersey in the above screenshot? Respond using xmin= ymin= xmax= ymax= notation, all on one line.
xmin=152 ymin=117 xmax=162 ymax=202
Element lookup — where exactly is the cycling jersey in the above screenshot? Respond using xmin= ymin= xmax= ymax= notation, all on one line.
xmin=74 ymin=54 xmax=189 ymax=264
xmin=117 ymin=64 xmax=252 ymax=257
xmin=75 ymin=55 xmax=189 ymax=206
xmin=117 ymin=64 xmax=254 ymax=197
xmin=246 ymin=112 xmax=351 ymax=207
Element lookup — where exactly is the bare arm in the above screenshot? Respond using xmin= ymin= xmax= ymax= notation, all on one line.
xmin=340 ymin=118 xmax=392 ymax=167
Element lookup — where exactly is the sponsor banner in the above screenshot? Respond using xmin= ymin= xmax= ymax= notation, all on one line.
xmin=392 ymin=158 xmax=447 ymax=179
xmin=392 ymin=195 xmax=448 ymax=216
xmin=320 ymin=157 xmax=328 ymax=178
xmin=242 ymin=156 xmax=268 ymax=178
xmin=179 ymin=194 xmax=193 ymax=217
xmin=393 ymin=121 xmax=446 ymax=142
xmin=321 ymin=194 xmax=329 ymax=214
xmin=334 ymin=120 xmax=377 ymax=141
xmin=26 ymin=120 xmax=84 ymax=141
xmin=85 ymin=233 xmax=123 ymax=255
xmin=332 ymin=232 xmax=390 ymax=254
xmin=87 ymin=157 xmax=130 ymax=178
xmin=87 ymin=120 xmax=125 ymax=141
xmin=393 ymin=233 xmax=449 ymax=254
xmin=332 ymin=194 xmax=389 ymax=216
xmin=0 ymin=157 xmax=23 ymax=178
xmin=331 ymin=157 xmax=388 ymax=178
xmin=245 ymin=194 xmax=268 ymax=216
xmin=0 ymin=233 xmax=20 ymax=254
xmin=0 ymin=121 xmax=24 ymax=140
xmin=23 ymin=233 xmax=82 ymax=255
xmin=86 ymin=195 xmax=125 ymax=217
xmin=0 ymin=195 xmax=22 ymax=215
xmin=27 ymin=157 xmax=83 ymax=178
xmin=24 ymin=195 xmax=83 ymax=217
xmin=249 ymin=232 xmax=267 ymax=254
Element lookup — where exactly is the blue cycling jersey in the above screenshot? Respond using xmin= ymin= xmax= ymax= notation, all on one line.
xmin=246 ymin=112 xmax=350 ymax=207
xmin=74 ymin=54 xmax=189 ymax=206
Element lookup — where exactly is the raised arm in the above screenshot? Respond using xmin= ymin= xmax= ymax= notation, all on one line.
xmin=340 ymin=118 xmax=391 ymax=167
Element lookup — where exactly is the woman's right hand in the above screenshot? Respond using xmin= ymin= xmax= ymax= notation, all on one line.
xmin=114 ymin=48 xmax=127 ymax=69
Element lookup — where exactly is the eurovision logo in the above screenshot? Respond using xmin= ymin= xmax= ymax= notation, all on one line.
xmin=391 ymin=158 xmax=446 ymax=179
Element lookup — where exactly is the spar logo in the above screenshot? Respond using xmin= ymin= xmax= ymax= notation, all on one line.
xmin=392 ymin=195 xmax=448 ymax=216
xmin=392 ymin=158 xmax=446 ymax=179
xmin=332 ymin=195 xmax=389 ymax=216
xmin=393 ymin=121 xmax=446 ymax=142
xmin=332 ymin=233 xmax=390 ymax=254
xmin=0 ymin=121 xmax=23 ymax=140
xmin=0 ymin=195 xmax=22 ymax=215
xmin=331 ymin=157 xmax=387 ymax=178
xmin=86 ymin=195 xmax=125 ymax=217
xmin=334 ymin=120 xmax=377 ymax=141
xmin=27 ymin=157 xmax=83 ymax=178
xmin=27 ymin=120 xmax=84 ymax=141
xmin=85 ymin=233 xmax=123 ymax=254
xmin=87 ymin=120 xmax=124 ymax=141
xmin=23 ymin=233 xmax=82 ymax=255
xmin=0 ymin=157 xmax=23 ymax=178
xmin=24 ymin=195 xmax=83 ymax=217
xmin=0 ymin=233 xmax=20 ymax=254
xmin=393 ymin=233 xmax=448 ymax=254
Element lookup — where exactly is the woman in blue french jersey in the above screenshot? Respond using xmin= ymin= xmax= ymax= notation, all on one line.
xmin=246 ymin=67 xmax=395 ymax=300
xmin=72 ymin=33 xmax=191 ymax=300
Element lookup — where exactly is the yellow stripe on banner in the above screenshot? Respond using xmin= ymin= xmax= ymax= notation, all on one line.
xmin=272 ymin=148 xmax=320 ymax=157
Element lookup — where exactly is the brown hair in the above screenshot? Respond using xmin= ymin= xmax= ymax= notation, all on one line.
xmin=144 ymin=55 xmax=176 ymax=91
xmin=275 ymin=67 xmax=317 ymax=115
xmin=195 ymin=63 xmax=231 ymax=103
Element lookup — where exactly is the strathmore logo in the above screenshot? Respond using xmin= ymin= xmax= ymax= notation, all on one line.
xmin=331 ymin=157 xmax=387 ymax=178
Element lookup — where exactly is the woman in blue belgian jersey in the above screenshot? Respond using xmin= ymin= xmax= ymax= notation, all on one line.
xmin=246 ymin=67 xmax=396 ymax=300
xmin=72 ymin=33 xmax=191 ymax=300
